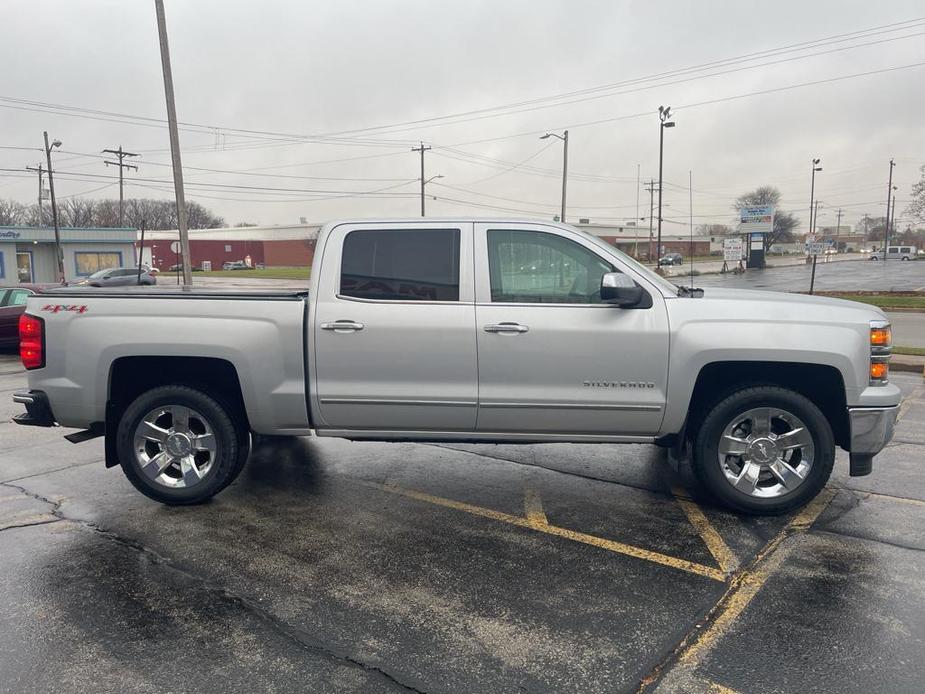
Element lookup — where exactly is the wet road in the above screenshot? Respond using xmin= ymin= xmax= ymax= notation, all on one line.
xmin=1 ymin=354 xmax=924 ymax=693
xmin=694 ymin=256 xmax=925 ymax=292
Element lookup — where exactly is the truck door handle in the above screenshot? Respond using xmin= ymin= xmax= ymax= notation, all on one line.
xmin=484 ymin=322 xmax=529 ymax=334
xmin=321 ymin=320 xmax=365 ymax=332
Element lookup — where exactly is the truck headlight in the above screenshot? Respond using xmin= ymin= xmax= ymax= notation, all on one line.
xmin=869 ymin=320 xmax=891 ymax=385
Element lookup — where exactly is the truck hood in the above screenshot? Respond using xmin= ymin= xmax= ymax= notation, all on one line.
xmin=667 ymin=287 xmax=887 ymax=323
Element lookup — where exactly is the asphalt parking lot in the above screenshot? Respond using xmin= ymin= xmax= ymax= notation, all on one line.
xmin=694 ymin=256 xmax=925 ymax=292
xmin=1 ymin=352 xmax=924 ymax=693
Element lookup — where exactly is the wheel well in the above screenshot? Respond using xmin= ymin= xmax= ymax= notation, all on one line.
xmin=687 ymin=361 xmax=850 ymax=449
xmin=105 ymin=357 xmax=249 ymax=467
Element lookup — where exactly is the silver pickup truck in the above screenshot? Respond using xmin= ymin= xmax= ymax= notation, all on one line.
xmin=13 ymin=218 xmax=901 ymax=514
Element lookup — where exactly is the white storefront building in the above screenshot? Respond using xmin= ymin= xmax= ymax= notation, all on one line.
xmin=0 ymin=226 xmax=137 ymax=284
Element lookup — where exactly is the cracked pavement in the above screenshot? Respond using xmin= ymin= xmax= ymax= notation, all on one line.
xmin=1 ymin=352 xmax=924 ymax=693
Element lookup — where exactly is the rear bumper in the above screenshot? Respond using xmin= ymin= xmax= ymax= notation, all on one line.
xmin=12 ymin=390 xmax=56 ymax=427
xmin=847 ymin=404 xmax=900 ymax=476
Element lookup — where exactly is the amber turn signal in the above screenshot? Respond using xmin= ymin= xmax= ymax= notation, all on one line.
xmin=870 ymin=361 xmax=889 ymax=380
xmin=870 ymin=327 xmax=891 ymax=346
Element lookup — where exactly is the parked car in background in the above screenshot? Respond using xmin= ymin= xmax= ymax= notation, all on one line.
xmin=868 ymin=246 xmax=918 ymax=261
xmin=70 ymin=268 xmax=157 ymax=287
xmin=659 ymin=252 xmax=684 ymax=265
xmin=222 ymin=260 xmax=249 ymax=270
xmin=0 ymin=285 xmax=57 ymax=347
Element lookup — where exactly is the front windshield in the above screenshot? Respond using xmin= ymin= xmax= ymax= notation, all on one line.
xmin=88 ymin=268 xmax=111 ymax=279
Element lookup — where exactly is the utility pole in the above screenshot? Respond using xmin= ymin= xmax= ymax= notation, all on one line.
xmin=634 ymin=163 xmax=640 ymax=258
xmin=644 ymin=179 xmax=657 ymax=262
xmin=154 ymin=0 xmax=192 ymax=286
xmin=884 ymin=158 xmax=895 ymax=261
xmin=834 ymin=208 xmax=843 ymax=239
xmin=24 ymin=163 xmax=45 ymax=224
xmin=103 ymin=146 xmax=139 ymax=227
xmin=540 ymin=131 xmax=569 ymax=222
xmin=43 ymin=132 xmax=65 ymax=283
xmin=412 ymin=142 xmax=431 ymax=217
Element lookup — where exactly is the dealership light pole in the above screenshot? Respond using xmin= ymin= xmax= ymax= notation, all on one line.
xmin=808 ymin=158 xmax=822 ymax=237
xmin=154 ymin=0 xmax=192 ymax=286
xmin=656 ymin=107 xmax=675 ymax=270
xmin=540 ymin=130 xmax=568 ymax=222
xmin=884 ymin=158 xmax=895 ymax=261
xmin=43 ymin=132 xmax=65 ymax=283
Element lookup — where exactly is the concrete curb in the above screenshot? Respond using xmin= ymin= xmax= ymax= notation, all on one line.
xmin=891 ymin=354 xmax=925 ymax=375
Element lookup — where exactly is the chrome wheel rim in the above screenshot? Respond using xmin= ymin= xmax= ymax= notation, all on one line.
xmin=133 ymin=405 xmax=218 ymax=489
xmin=717 ymin=406 xmax=814 ymax=499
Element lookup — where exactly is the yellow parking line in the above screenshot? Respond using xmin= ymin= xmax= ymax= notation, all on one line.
xmin=675 ymin=487 xmax=835 ymax=667
xmin=640 ymin=488 xmax=835 ymax=691
xmin=359 ymin=481 xmax=727 ymax=582
xmin=707 ymin=681 xmax=742 ymax=694
xmin=524 ymin=488 xmax=548 ymax=528
xmin=671 ymin=485 xmax=738 ymax=574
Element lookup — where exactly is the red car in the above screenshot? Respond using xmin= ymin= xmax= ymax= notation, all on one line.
xmin=0 ymin=284 xmax=59 ymax=348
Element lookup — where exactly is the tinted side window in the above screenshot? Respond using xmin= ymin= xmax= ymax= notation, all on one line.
xmin=340 ymin=229 xmax=460 ymax=301
xmin=7 ymin=290 xmax=30 ymax=306
xmin=488 ymin=229 xmax=615 ymax=303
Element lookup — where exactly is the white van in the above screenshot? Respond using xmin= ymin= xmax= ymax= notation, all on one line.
xmin=869 ymin=245 xmax=917 ymax=261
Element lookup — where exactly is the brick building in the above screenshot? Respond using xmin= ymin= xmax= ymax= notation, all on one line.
xmin=139 ymin=224 xmax=321 ymax=271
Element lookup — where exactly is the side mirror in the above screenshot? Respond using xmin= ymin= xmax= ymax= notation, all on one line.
xmin=601 ymin=272 xmax=643 ymax=307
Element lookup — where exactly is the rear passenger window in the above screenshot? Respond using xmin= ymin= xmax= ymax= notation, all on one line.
xmin=340 ymin=229 xmax=460 ymax=301
xmin=8 ymin=290 xmax=30 ymax=306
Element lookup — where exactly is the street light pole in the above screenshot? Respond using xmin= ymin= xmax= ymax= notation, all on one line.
xmin=540 ymin=131 xmax=568 ymax=222
xmin=656 ymin=106 xmax=675 ymax=270
xmin=420 ymin=174 xmax=444 ymax=216
xmin=43 ymin=131 xmax=65 ymax=283
xmin=884 ymin=158 xmax=895 ymax=261
xmin=808 ymin=158 xmax=822 ymax=237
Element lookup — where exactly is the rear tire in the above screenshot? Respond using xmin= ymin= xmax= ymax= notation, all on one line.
xmin=691 ymin=385 xmax=835 ymax=515
xmin=116 ymin=385 xmax=245 ymax=505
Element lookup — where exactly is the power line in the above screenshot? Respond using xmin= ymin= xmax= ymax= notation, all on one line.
xmin=311 ymin=17 xmax=925 ymax=138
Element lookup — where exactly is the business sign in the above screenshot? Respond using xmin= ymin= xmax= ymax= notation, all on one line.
xmin=804 ymin=234 xmax=825 ymax=256
xmin=0 ymin=230 xmax=21 ymax=239
xmin=738 ymin=205 xmax=775 ymax=234
xmin=723 ymin=237 xmax=744 ymax=261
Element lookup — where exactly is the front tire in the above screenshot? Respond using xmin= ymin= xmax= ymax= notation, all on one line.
xmin=116 ymin=385 xmax=244 ymax=505
xmin=691 ymin=386 xmax=835 ymax=515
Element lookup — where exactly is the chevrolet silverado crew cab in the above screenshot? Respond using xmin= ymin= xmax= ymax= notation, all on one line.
xmin=13 ymin=219 xmax=901 ymax=514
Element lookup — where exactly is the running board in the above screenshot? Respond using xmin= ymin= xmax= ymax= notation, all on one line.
xmin=64 ymin=423 xmax=105 ymax=444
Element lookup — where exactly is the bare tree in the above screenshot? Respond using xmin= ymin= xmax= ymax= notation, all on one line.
xmin=733 ymin=186 xmax=798 ymax=250
xmin=0 ymin=199 xmax=27 ymax=226
xmin=61 ymin=198 xmax=97 ymax=228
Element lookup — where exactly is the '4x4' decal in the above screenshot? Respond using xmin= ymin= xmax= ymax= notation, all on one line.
xmin=41 ymin=304 xmax=88 ymax=314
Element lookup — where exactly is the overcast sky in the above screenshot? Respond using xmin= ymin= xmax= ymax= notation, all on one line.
xmin=2 ymin=0 xmax=924 ymax=231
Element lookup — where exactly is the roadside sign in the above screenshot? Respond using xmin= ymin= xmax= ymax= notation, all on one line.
xmin=804 ymin=235 xmax=825 ymax=256
xmin=170 ymin=240 xmax=181 ymax=253
xmin=723 ymin=237 xmax=744 ymax=261
xmin=738 ymin=205 xmax=775 ymax=234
